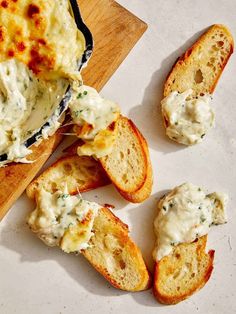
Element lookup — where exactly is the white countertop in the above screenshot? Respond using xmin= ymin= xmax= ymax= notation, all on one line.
xmin=0 ymin=0 xmax=236 ymax=313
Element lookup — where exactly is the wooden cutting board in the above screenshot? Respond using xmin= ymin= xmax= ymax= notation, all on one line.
xmin=0 ymin=0 xmax=147 ymax=221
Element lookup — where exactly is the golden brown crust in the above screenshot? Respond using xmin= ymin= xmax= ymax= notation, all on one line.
xmin=153 ymin=236 xmax=215 ymax=304
xmin=164 ymin=24 xmax=234 ymax=97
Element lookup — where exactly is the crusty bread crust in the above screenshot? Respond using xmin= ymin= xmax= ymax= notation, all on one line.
xmin=164 ymin=24 xmax=234 ymax=97
xmin=83 ymin=206 xmax=152 ymax=291
xmin=26 ymin=154 xmax=110 ymax=200
xmin=153 ymin=236 xmax=215 ymax=304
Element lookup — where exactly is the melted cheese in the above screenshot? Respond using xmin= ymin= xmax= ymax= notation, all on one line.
xmin=69 ymin=85 xmax=120 ymax=158
xmin=161 ymin=89 xmax=214 ymax=145
xmin=0 ymin=0 xmax=85 ymax=80
xmin=0 ymin=59 xmax=68 ymax=164
xmin=27 ymin=186 xmax=101 ymax=253
xmin=153 ymin=183 xmax=228 ymax=261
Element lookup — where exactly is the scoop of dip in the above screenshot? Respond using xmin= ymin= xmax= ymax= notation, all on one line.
xmin=27 ymin=186 xmax=101 ymax=253
xmin=69 ymin=85 xmax=120 ymax=158
xmin=161 ymin=89 xmax=214 ymax=145
xmin=153 ymin=182 xmax=228 ymax=261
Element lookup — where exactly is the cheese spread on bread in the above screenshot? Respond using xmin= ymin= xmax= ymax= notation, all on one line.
xmin=0 ymin=59 xmax=68 ymax=165
xmin=153 ymin=183 xmax=228 ymax=261
xmin=161 ymin=89 xmax=214 ymax=145
xmin=69 ymin=85 xmax=120 ymax=158
xmin=0 ymin=0 xmax=85 ymax=80
xmin=27 ymin=186 xmax=101 ymax=253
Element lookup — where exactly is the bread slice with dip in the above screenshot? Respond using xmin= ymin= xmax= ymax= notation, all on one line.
xmin=26 ymin=153 xmax=151 ymax=292
xmin=152 ymin=183 xmax=228 ymax=304
xmin=161 ymin=24 xmax=234 ymax=145
xmin=64 ymin=109 xmax=153 ymax=204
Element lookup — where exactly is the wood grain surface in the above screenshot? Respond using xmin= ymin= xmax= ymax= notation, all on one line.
xmin=0 ymin=0 xmax=147 ymax=221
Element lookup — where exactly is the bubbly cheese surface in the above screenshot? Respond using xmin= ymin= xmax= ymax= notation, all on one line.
xmin=69 ymin=85 xmax=120 ymax=158
xmin=153 ymin=183 xmax=228 ymax=261
xmin=27 ymin=186 xmax=101 ymax=253
xmin=0 ymin=59 xmax=68 ymax=164
xmin=0 ymin=0 xmax=85 ymax=80
xmin=161 ymin=89 xmax=214 ymax=145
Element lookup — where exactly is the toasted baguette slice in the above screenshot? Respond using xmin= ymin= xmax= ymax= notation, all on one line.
xmin=99 ymin=116 xmax=153 ymax=202
xmin=83 ymin=206 xmax=151 ymax=291
xmin=153 ymin=236 xmax=215 ymax=304
xmin=64 ymin=116 xmax=153 ymax=203
xmin=26 ymin=154 xmax=110 ymax=200
xmin=164 ymin=24 xmax=234 ymax=97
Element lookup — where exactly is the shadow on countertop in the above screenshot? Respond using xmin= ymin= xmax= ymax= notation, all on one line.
xmin=128 ymin=27 xmax=209 ymax=155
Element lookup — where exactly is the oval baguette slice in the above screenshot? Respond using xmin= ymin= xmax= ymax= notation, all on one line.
xmin=83 ymin=206 xmax=151 ymax=291
xmin=153 ymin=236 xmax=215 ymax=304
xmin=99 ymin=116 xmax=152 ymax=201
xmin=164 ymin=24 xmax=234 ymax=97
xmin=26 ymin=154 xmax=110 ymax=200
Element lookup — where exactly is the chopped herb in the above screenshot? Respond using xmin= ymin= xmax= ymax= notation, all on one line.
xmin=169 ymin=203 xmax=173 ymax=208
xmin=163 ymin=206 xmax=167 ymax=211
xmin=61 ymin=194 xmax=69 ymax=200
xmin=175 ymin=122 xmax=178 ymax=126
xmin=201 ymin=134 xmax=205 ymax=138
xmin=198 ymin=188 xmax=201 ymax=191
xmin=77 ymin=91 xmax=88 ymax=99
xmin=74 ymin=109 xmax=84 ymax=117
xmin=170 ymin=241 xmax=176 ymax=246
xmin=200 ymin=215 xmax=206 ymax=223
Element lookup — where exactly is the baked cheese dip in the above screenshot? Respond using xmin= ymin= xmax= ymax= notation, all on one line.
xmin=0 ymin=0 xmax=85 ymax=80
xmin=161 ymin=89 xmax=214 ymax=145
xmin=153 ymin=183 xmax=228 ymax=261
xmin=0 ymin=59 xmax=68 ymax=163
xmin=0 ymin=0 xmax=85 ymax=166
xmin=27 ymin=185 xmax=101 ymax=253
